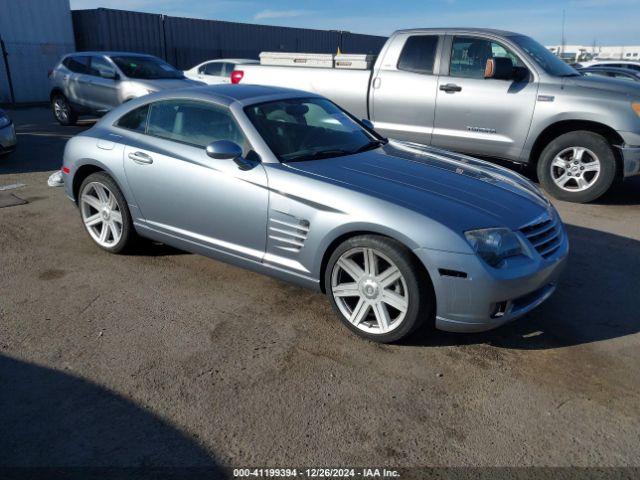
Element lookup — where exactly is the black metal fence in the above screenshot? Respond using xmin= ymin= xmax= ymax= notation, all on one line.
xmin=72 ymin=8 xmax=387 ymax=70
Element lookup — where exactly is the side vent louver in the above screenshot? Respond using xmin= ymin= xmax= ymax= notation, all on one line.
xmin=268 ymin=215 xmax=310 ymax=252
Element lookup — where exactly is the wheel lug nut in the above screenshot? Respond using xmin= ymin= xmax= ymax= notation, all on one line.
xmin=580 ymin=166 xmax=584 ymax=170
xmin=567 ymin=173 xmax=572 ymax=176
xmin=574 ymin=161 xmax=579 ymax=165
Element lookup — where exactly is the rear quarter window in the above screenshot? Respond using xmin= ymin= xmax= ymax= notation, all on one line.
xmin=115 ymin=105 xmax=149 ymax=133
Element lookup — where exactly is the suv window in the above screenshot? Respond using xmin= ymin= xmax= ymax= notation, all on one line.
xmin=397 ymin=35 xmax=439 ymax=74
xmin=450 ymin=37 xmax=524 ymax=79
xmin=63 ymin=56 xmax=90 ymax=74
xmin=88 ymin=56 xmax=116 ymax=77
xmin=202 ymin=62 xmax=223 ymax=76
xmin=116 ymin=105 xmax=149 ymax=133
xmin=146 ymin=100 xmax=244 ymax=148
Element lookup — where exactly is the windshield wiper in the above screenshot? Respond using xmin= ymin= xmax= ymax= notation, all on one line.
xmin=284 ymin=149 xmax=353 ymax=162
xmin=352 ymin=139 xmax=386 ymax=154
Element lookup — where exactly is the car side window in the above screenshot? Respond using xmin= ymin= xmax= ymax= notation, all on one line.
xmin=63 ymin=56 xmax=90 ymax=74
xmin=203 ymin=62 xmax=223 ymax=76
xmin=450 ymin=37 xmax=524 ymax=79
xmin=115 ymin=105 xmax=149 ymax=133
xmin=146 ymin=100 xmax=245 ymax=149
xmin=222 ymin=63 xmax=235 ymax=77
xmin=397 ymin=35 xmax=439 ymax=74
xmin=88 ymin=56 xmax=116 ymax=77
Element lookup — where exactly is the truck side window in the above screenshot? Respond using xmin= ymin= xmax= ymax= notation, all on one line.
xmin=397 ymin=35 xmax=439 ymax=74
xmin=450 ymin=37 xmax=525 ymax=79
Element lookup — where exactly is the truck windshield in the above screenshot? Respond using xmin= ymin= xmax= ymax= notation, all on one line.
xmin=111 ymin=56 xmax=184 ymax=80
xmin=510 ymin=35 xmax=579 ymax=77
xmin=244 ymin=97 xmax=385 ymax=162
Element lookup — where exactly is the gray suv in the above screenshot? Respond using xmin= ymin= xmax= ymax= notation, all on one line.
xmin=49 ymin=52 xmax=201 ymax=125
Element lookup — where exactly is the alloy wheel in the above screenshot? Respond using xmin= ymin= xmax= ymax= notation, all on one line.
xmin=331 ymin=247 xmax=409 ymax=335
xmin=550 ymin=146 xmax=601 ymax=192
xmin=80 ymin=182 xmax=124 ymax=248
xmin=54 ymin=97 xmax=69 ymax=122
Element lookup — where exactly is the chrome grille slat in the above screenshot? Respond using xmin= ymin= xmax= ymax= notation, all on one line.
xmin=520 ymin=214 xmax=562 ymax=259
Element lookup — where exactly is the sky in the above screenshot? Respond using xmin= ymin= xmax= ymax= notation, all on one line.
xmin=68 ymin=0 xmax=640 ymax=46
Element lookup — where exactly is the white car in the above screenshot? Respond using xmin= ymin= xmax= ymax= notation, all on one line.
xmin=183 ymin=59 xmax=258 ymax=85
xmin=576 ymin=60 xmax=640 ymax=72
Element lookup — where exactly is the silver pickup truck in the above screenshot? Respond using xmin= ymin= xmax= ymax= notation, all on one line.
xmin=233 ymin=28 xmax=640 ymax=203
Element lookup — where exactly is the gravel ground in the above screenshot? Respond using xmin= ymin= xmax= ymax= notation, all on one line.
xmin=0 ymin=107 xmax=639 ymax=472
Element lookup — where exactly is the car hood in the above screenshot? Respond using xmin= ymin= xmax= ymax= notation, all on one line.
xmin=286 ymin=141 xmax=553 ymax=232
xmin=564 ymin=75 xmax=640 ymax=97
xmin=132 ymin=78 xmax=203 ymax=91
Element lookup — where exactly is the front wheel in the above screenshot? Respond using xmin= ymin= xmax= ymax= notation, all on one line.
xmin=51 ymin=93 xmax=78 ymax=126
xmin=324 ymin=235 xmax=434 ymax=343
xmin=537 ymin=131 xmax=617 ymax=203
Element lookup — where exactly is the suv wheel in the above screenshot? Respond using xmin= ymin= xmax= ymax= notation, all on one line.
xmin=325 ymin=235 xmax=434 ymax=343
xmin=537 ymin=131 xmax=617 ymax=203
xmin=52 ymin=93 xmax=78 ymax=126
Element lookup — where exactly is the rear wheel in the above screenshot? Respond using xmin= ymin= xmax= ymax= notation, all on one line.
xmin=325 ymin=235 xmax=434 ymax=343
xmin=51 ymin=93 xmax=78 ymax=126
xmin=537 ymin=131 xmax=617 ymax=203
xmin=78 ymin=172 xmax=133 ymax=253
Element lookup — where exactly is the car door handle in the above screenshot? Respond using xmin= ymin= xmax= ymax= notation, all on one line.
xmin=128 ymin=151 xmax=153 ymax=164
xmin=439 ymin=83 xmax=462 ymax=93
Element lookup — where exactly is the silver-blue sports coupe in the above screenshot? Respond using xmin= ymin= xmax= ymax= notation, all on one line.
xmin=62 ymin=84 xmax=568 ymax=342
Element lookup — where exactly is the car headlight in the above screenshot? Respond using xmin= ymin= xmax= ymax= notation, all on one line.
xmin=0 ymin=110 xmax=10 ymax=128
xmin=465 ymin=228 xmax=524 ymax=268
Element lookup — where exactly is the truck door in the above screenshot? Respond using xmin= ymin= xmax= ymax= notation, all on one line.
xmin=370 ymin=34 xmax=441 ymax=145
xmin=432 ymin=35 xmax=538 ymax=160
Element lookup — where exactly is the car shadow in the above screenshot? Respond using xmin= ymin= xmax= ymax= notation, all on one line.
xmin=125 ymin=241 xmax=190 ymax=257
xmin=0 ymin=354 xmax=223 ymax=475
xmin=407 ymin=223 xmax=640 ymax=350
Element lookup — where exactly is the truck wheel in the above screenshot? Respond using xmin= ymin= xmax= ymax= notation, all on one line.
xmin=324 ymin=235 xmax=434 ymax=343
xmin=52 ymin=93 xmax=78 ymax=126
xmin=537 ymin=131 xmax=616 ymax=203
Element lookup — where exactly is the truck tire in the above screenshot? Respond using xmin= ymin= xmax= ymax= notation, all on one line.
xmin=537 ymin=131 xmax=616 ymax=203
xmin=51 ymin=93 xmax=78 ymax=126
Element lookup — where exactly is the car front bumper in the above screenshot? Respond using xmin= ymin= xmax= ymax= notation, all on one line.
xmin=414 ymin=231 xmax=569 ymax=333
xmin=0 ymin=122 xmax=17 ymax=155
xmin=618 ymin=144 xmax=640 ymax=177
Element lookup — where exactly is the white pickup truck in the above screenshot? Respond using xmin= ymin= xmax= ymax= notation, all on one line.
xmin=231 ymin=28 xmax=640 ymax=203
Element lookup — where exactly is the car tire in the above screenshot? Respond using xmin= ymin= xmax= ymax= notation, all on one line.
xmin=537 ymin=131 xmax=617 ymax=203
xmin=51 ymin=93 xmax=78 ymax=126
xmin=324 ymin=234 xmax=434 ymax=343
xmin=78 ymin=172 xmax=134 ymax=254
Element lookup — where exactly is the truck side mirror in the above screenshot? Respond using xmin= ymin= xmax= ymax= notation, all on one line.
xmin=484 ymin=57 xmax=514 ymax=80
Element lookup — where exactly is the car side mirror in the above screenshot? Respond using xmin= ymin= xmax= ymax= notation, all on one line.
xmin=206 ymin=140 xmax=243 ymax=160
xmin=99 ymin=69 xmax=119 ymax=80
xmin=361 ymin=118 xmax=375 ymax=130
xmin=484 ymin=57 xmax=514 ymax=80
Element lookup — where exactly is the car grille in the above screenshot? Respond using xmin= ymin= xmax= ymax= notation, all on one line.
xmin=520 ymin=214 xmax=563 ymax=259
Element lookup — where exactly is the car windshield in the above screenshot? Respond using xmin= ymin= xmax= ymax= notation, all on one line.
xmin=244 ymin=97 xmax=385 ymax=162
xmin=510 ymin=35 xmax=579 ymax=77
xmin=111 ymin=56 xmax=184 ymax=79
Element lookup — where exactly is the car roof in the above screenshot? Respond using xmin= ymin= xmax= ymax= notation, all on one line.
xmin=581 ymin=66 xmax=639 ymax=75
xmin=134 ymin=84 xmax=321 ymax=107
xmin=66 ymin=51 xmax=159 ymax=58
xmin=395 ymin=27 xmax=521 ymax=37
xmin=201 ymin=58 xmax=259 ymax=64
